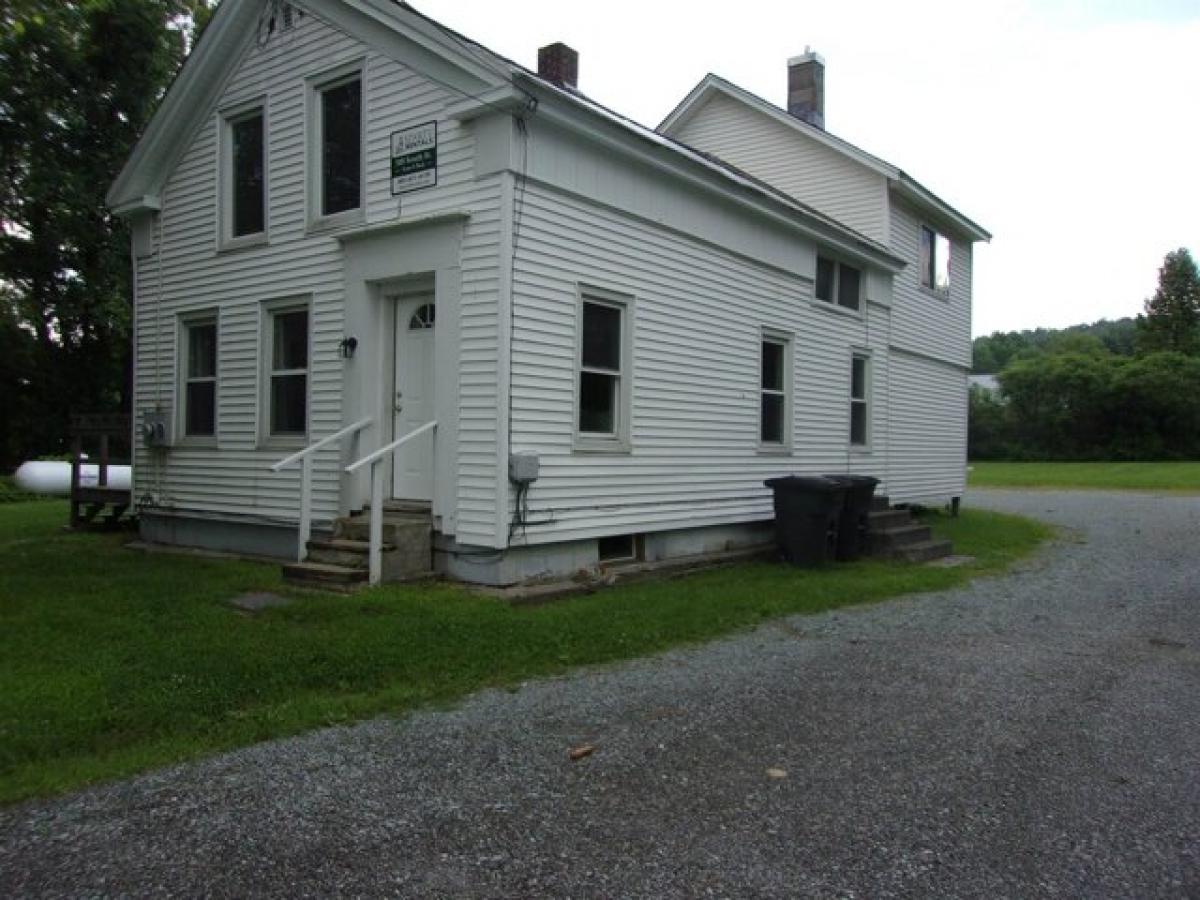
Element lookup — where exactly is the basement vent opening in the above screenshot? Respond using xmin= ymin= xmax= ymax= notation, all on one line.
xmin=597 ymin=533 xmax=641 ymax=564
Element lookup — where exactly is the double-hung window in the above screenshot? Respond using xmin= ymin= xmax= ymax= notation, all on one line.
xmin=920 ymin=226 xmax=952 ymax=295
xmin=815 ymin=256 xmax=862 ymax=311
xmin=220 ymin=103 xmax=266 ymax=247
xmin=576 ymin=290 xmax=631 ymax=449
xmin=181 ymin=315 xmax=218 ymax=439
xmin=850 ymin=354 xmax=870 ymax=447
xmin=310 ymin=66 xmax=363 ymax=226
xmin=760 ymin=335 xmax=791 ymax=448
xmin=266 ymin=305 xmax=309 ymax=438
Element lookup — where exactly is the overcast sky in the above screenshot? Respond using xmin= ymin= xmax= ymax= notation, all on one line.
xmin=420 ymin=0 xmax=1199 ymax=337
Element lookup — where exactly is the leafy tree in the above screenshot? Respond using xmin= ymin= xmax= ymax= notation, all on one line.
xmin=1136 ymin=248 xmax=1200 ymax=355
xmin=0 ymin=0 xmax=209 ymax=469
xmin=1109 ymin=352 xmax=1200 ymax=459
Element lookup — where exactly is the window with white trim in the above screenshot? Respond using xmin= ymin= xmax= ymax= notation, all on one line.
xmin=314 ymin=71 xmax=362 ymax=220
xmin=222 ymin=106 xmax=265 ymax=243
xmin=181 ymin=315 xmax=218 ymax=438
xmin=266 ymin=305 xmax=309 ymax=437
xmin=850 ymin=354 xmax=870 ymax=447
xmin=576 ymin=291 xmax=631 ymax=448
xmin=920 ymin=226 xmax=952 ymax=294
xmin=760 ymin=336 xmax=790 ymax=447
xmin=815 ymin=255 xmax=862 ymax=310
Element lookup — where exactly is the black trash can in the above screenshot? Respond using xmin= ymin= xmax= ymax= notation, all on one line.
xmin=823 ymin=474 xmax=880 ymax=561
xmin=763 ymin=476 xmax=845 ymax=566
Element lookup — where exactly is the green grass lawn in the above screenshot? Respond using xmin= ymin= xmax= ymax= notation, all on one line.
xmin=969 ymin=461 xmax=1200 ymax=492
xmin=0 ymin=500 xmax=1051 ymax=805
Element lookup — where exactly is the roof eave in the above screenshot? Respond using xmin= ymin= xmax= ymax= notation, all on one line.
xmin=893 ymin=176 xmax=991 ymax=242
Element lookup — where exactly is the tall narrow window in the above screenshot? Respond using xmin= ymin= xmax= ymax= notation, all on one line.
xmin=815 ymin=255 xmax=862 ymax=311
xmin=269 ymin=307 xmax=308 ymax=436
xmin=320 ymin=77 xmax=362 ymax=217
xmin=182 ymin=317 xmax=217 ymax=438
xmin=920 ymin=226 xmax=952 ymax=294
xmin=578 ymin=299 xmax=623 ymax=436
xmin=231 ymin=112 xmax=265 ymax=237
xmin=760 ymin=338 xmax=788 ymax=445
xmin=850 ymin=354 xmax=869 ymax=446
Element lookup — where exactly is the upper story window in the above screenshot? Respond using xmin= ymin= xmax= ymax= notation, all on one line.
xmin=316 ymin=72 xmax=362 ymax=221
xmin=920 ymin=226 xmax=952 ymax=295
xmin=815 ymin=256 xmax=862 ymax=311
xmin=220 ymin=103 xmax=266 ymax=247
xmin=576 ymin=289 xmax=633 ymax=451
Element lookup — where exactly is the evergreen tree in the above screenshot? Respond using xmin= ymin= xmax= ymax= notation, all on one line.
xmin=1137 ymin=248 xmax=1200 ymax=355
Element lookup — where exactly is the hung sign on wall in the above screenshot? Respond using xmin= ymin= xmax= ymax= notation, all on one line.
xmin=390 ymin=121 xmax=437 ymax=194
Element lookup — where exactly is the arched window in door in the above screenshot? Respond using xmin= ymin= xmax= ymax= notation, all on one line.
xmin=408 ymin=302 xmax=435 ymax=330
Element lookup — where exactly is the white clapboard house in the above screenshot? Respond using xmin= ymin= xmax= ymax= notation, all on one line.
xmin=107 ymin=0 xmax=989 ymax=586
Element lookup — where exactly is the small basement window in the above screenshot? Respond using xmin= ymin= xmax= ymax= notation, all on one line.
xmin=920 ymin=226 xmax=952 ymax=295
xmin=597 ymin=533 xmax=640 ymax=563
xmin=815 ymin=256 xmax=862 ymax=311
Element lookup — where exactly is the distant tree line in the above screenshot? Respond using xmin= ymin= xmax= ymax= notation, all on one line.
xmin=970 ymin=249 xmax=1200 ymax=460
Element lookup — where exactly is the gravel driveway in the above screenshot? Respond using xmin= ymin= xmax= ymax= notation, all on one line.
xmin=3 ymin=489 xmax=1200 ymax=898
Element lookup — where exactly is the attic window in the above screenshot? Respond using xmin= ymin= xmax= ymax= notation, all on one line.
xmin=815 ymin=256 xmax=861 ymax=311
xmin=920 ymin=226 xmax=952 ymax=295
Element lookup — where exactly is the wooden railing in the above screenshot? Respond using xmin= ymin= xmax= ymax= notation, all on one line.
xmin=69 ymin=413 xmax=132 ymax=529
xmin=345 ymin=420 xmax=437 ymax=585
xmin=269 ymin=416 xmax=372 ymax=561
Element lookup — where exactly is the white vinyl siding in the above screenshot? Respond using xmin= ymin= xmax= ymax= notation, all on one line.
xmin=129 ymin=12 xmax=499 ymax=535
xmin=889 ymin=198 xmax=973 ymax=368
xmin=670 ymin=90 xmax=889 ymax=242
xmin=886 ymin=350 xmax=968 ymax=503
xmin=507 ymin=180 xmax=890 ymax=543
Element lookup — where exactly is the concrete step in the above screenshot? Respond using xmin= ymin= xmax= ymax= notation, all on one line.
xmin=326 ymin=514 xmax=433 ymax=582
xmin=282 ymin=560 xmax=367 ymax=588
xmin=305 ymin=538 xmax=394 ymax=570
xmin=869 ymin=523 xmax=933 ymax=553
xmin=867 ymin=508 xmax=912 ymax=530
xmin=891 ymin=539 xmax=954 ymax=563
xmin=870 ymin=494 xmax=891 ymax=512
xmin=334 ymin=515 xmax=431 ymax=544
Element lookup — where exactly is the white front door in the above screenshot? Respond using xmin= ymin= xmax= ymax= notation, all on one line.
xmin=391 ymin=293 xmax=436 ymax=501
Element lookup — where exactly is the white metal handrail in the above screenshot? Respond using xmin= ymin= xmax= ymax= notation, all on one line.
xmin=344 ymin=419 xmax=437 ymax=584
xmin=269 ymin=416 xmax=373 ymax=561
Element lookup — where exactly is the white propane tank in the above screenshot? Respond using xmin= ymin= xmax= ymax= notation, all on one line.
xmin=13 ymin=460 xmax=132 ymax=495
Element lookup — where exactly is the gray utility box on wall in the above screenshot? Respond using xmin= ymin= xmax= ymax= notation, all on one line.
xmin=509 ymin=452 xmax=540 ymax=484
xmin=141 ymin=409 xmax=172 ymax=448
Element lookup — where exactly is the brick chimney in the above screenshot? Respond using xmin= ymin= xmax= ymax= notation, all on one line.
xmin=538 ymin=42 xmax=579 ymax=89
xmin=787 ymin=49 xmax=825 ymax=129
